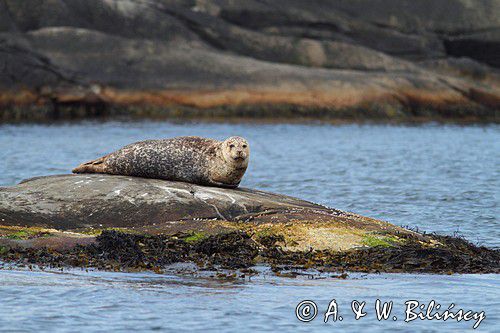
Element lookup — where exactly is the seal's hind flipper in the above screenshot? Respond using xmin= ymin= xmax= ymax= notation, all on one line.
xmin=72 ymin=155 xmax=109 ymax=174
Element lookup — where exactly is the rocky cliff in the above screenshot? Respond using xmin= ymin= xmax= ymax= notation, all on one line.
xmin=1 ymin=0 xmax=499 ymax=121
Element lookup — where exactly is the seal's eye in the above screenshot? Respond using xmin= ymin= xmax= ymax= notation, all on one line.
xmin=229 ymin=144 xmax=235 ymax=148
xmin=242 ymin=145 xmax=247 ymax=148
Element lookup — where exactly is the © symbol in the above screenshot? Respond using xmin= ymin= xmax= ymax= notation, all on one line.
xmin=295 ymin=300 xmax=318 ymax=322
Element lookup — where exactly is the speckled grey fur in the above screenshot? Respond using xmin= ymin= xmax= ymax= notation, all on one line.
xmin=73 ymin=136 xmax=250 ymax=188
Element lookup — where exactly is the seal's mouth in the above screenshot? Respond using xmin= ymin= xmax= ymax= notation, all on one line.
xmin=233 ymin=156 xmax=245 ymax=162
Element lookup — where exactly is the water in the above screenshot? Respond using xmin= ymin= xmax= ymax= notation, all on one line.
xmin=0 ymin=121 xmax=499 ymax=332
xmin=0 ymin=269 xmax=498 ymax=332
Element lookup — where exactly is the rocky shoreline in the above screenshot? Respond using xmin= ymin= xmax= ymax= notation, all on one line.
xmin=1 ymin=174 xmax=498 ymax=275
xmin=1 ymin=0 xmax=499 ymax=123
xmin=1 ymin=229 xmax=498 ymax=275
xmin=1 ymin=88 xmax=498 ymax=124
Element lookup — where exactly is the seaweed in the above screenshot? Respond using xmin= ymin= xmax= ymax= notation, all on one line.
xmin=0 ymin=230 xmax=498 ymax=275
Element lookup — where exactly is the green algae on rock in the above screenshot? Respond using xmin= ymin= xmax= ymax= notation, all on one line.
xmin=0 ymin=174 xmax=498 ymax=274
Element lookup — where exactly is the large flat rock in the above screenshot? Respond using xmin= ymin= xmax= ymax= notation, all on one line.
xmin=0 ymin=174 xmax=498 ymax=274
xmin=1 ymin=174 xmax=325 ymax=229
xmin=0 ymin=174 xmax=414 ymax=251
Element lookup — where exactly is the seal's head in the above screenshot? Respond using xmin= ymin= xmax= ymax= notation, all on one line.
xmin=222 ymin=136 xmax=250 ymax=166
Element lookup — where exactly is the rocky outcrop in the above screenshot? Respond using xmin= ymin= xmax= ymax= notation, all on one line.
xmin=0 ymin=0 xmax=499 ymax=122
xmin=0 ymin=174 xmax=408 ymax=246
xmin=0 ymin=174 xmax=498 ymax=274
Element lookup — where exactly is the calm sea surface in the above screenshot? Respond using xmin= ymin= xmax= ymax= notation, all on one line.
xmin=0 ymin=121 xmax=499 ymax=332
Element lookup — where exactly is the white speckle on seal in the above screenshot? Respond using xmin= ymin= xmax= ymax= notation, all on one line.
xmin=114 ymin=189 xmax=121 ymax=195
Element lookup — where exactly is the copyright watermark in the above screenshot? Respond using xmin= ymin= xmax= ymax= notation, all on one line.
xmin=295 ymin=299 xmax=486 ymax=329
xmin=295 ymin=300 xmax=318 ymax=322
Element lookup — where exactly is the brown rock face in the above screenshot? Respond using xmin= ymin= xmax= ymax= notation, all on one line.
xmin=0 ymin=0 xmax=498 ymax=121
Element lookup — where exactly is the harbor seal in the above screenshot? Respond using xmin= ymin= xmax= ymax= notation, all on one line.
xmin=72 ymin=136 xmax=250 ymax=188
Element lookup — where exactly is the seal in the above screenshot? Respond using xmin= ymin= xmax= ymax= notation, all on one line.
xmin=72 ymin=136 xmax=250 ymax=188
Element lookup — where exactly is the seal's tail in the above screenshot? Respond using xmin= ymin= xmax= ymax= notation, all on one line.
xmin=72 ymin=155 xmax=109 ymax=174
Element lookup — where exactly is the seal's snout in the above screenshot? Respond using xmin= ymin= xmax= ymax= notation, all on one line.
xmin=234 ymin=150 xmax=247 ymax=160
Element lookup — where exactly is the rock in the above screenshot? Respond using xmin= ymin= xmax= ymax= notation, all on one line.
xmin=0 ymin=174 xmax=409 ymax=246
xmin=0 ymin=0 xmax=499 ymax=122
xmin=0 ymin=174 xmax=499 ymax=274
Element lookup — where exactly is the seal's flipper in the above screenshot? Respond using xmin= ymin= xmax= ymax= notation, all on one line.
xmin=72 ymin=155 xmax=108 ymax=174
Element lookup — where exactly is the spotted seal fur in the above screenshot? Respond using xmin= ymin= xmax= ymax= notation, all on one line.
xmin=72 ymin=136 xmax=250 ymax=188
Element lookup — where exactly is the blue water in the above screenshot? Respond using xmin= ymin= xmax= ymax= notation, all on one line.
xmin=0 ymin=121 xmax=499 ymax=332
xmin=0 ymin=269 xmax=498 ymax=332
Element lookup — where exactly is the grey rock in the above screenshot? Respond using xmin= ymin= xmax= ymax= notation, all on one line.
xmin=1 ymin=174 xmax=498 ymax=274
xmin=0 ymin=174 xmax=327 ymax=230
xmin=0 ymin=174 xmax=428 ymax=253
xmin=0 ymin=0 xmax=498 ymax=119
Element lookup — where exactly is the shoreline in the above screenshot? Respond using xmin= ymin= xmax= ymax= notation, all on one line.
xmin=1 ymin=229 xmax=498 ymax=276
xmin=1 ymin=88 xmax=498 ymax=124
xmin=1 ymin=105 xmax=498 ymax=125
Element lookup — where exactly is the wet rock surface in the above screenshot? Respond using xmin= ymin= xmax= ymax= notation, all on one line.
xmin=0 ymin=0 xmax=499 ymax=122
xmin=0 ymin=174 xmax=498 ymax=274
